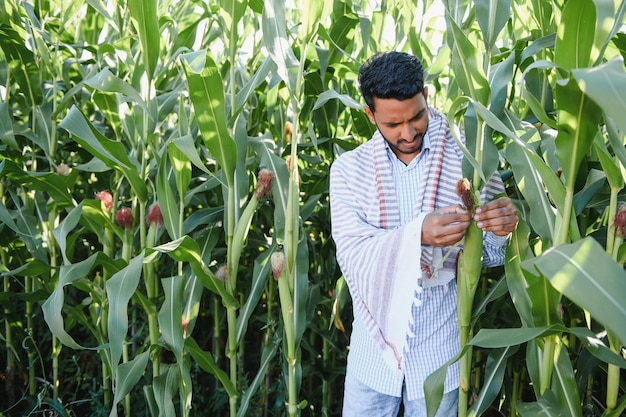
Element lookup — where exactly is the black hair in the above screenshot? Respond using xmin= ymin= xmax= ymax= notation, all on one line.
xmin=358 ymin=51 xmax=425 ymax=111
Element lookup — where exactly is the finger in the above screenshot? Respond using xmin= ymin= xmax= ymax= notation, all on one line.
xmin=477 ymin=215 xmax=518 ymax=234
xmin=475 ymin=203 xmax=517 ymax=222
xmin=476 ymin=198 xmax=512 ymax=213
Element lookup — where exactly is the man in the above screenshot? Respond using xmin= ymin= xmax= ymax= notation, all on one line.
xmin=330 ymin=51 xmax=518 ymax=416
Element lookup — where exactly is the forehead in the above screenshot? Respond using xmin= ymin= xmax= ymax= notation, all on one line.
xmin=372 ymin=94 xmax=426 ymax=121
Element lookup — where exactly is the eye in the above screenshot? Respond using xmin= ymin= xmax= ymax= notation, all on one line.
xmin=410 ymin=111 xmax=424 ymax=122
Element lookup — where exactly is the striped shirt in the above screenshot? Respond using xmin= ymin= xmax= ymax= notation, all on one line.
xmin=345 ymin=131 xmax=507 ymax=400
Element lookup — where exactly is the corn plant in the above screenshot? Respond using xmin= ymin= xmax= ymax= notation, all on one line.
xmin=3 ymin=1 xmax=626 ymax=417
xmin=426 ymin=1 xmax=626 ymax=416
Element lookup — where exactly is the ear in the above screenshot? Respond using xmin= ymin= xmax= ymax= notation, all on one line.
xmin=423 ymin=86 xmax=429 ymax=102
xmin=364 ymin=106 xmax=376 ymax=124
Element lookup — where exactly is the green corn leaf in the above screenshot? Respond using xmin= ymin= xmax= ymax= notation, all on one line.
xmin=42 ymin=254 xmax=100 ymax=350
xmin=0 ymin=23 xmax=43 ymax=106
xmin=182 ymin=274 xmax=205 ymax=338
xmin=1 ymin=159 xmax=75 ymax=206
xmin=0 ymin=101 xmax=18 ymax=150
xmin=231 ymin=57 xmax=275 ymax=123
xmin=475 ymin=0 xmax=511 ymax=51
xmin=552 ymin=345 xmax=582 ymax=417
xmin=554 ymin=0 xmax=596 ymax=70
xmin=521 ymin=60 xmax=559 ymax=129
xmin=573 ymin=169 xmax=606 ymax=215
xmin=52 ymin=202 xmax=83 ymax=265
xmin=505 ymin=142 xmax=556 ymax=241
xmin=525 ymin=269 xmax=563 ymax=328
xmin=504 ymin=221 xmax=536 ymax=327
xmin=180 ymin=50 xmax=236 ymax=187
xmin=472 ymin=325 xmax=625 ymax=366
xmin=293 ymin=237 xmax=311 ymax=345
xmin=236 ymin=247 xmax=272 ymax=344
xmin=0 ymin=259 xmax=50 ymax=278
xmin=461 ymin=103 xmax=500 ymax=186
xmin=488 ymin=52 xmax=515 ymax=118
xmin=325 ymin=13 xmax=359 ymax=64
xmin=569 ymin=327 xmax=626 ymax=369
xmin=109 ymin=351 xmax=150 ymax=417
xmin=148 ymin=236 xmax=238 ymax=308
xmin=158 ymin=276 xmax=185 ymax=362
xmin=426 ymin=320 xmax=623 ymax=417
xmin=85 ymin=0 xmax=118 ymax=31
xmin=220 ymin=0 xmax=247 ymax=32
xmin=517 ymin=391 xmax=564 ymax=417
xmin=300 ymin=0 xmax=325 ymax=44
xmin=157 ymin=149 xmax=182 ymax=240
xmin=553 ymin=76 xmax=603 ymax=189
xmin=168 ymin=141 xmax=191 ymax=206
xmin=59 ymin=106 xmax=148 ymax=203
xmin=425 ymin=344 xmax=473 ymax=417
xmin=553 ymin=0 xmax=601 ymax=205
xmin=445 ymin=12 xmax=490 ymax=105
xmin=233 ymin=112 xmax=251 ymax=219
xmin=592 ymin=0 xmax=626 ymax=65
xmin=262 ymin=0 xmax=299 ymax=93
xmin=106 ymin=254 xmax=144 ymax=377
xmin=312 ymin=89 xmax=362 ymax=111
xmin=127 ymin=0 xmax=160 ymax=79
xmin=573 ymin=57 xmax=626 ymax=135
xmin=84 ymin=69 xmax=147 ymax=112
xmin=249 ymin=136 xmax=290 ymax=236
xmin=37 ymin=399 xmax=70 ymax=417
xmin=171 ymin=135 xmax=212 ymax=175
xmin=153 ymin=365 xmax=179 ymax=417
xmin=446 ymin=97 xmax=486 ymax=185
xmin=237 ymin=340 xmax=279 ymax=417
xmin=606 ymin=117 xmax=626 ymax=177
xmin=468 ymin=347 xmax=518 ymax=417
xmin=0 ymin=191 xmax=46 ymax=261
xmin=80 ymin=199 xmax=125 ymax=241
xmin=524 ymin=237 xmax=626 ymax=345
xmin=185 ymin=337 xmax=237 ymax=398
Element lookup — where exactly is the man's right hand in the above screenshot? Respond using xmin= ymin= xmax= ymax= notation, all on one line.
xmin=421 ymin=205 xmax=471 ymax=247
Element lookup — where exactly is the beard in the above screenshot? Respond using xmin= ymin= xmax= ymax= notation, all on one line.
xmin=379 ymin=125 xmax=428 ymax=156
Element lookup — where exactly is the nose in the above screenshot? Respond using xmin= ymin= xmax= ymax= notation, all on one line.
xmin=402 ymin=121 xmax=417 ymax=140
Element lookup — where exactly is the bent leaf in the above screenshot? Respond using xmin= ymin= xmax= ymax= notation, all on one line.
xmin=107 ymin=254 xmax=144 ymax=378
xmin=524 ymin=238 xmax=626 ymax=345
xmin=59 ymin=107 xmax=148 ymax=203
xmin=109 ymin=351 xmax=150 ymax=417
xmin=181 ymin=50 xmax=236 ymax=187
xmin=42 ymin=254 xmax=100 ymax=349
xmin=185 ymin=337 xmax=236 ymax=398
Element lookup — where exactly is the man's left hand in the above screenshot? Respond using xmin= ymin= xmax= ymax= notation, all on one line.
xmin=474 ymin=198 xmax=518 ymax=236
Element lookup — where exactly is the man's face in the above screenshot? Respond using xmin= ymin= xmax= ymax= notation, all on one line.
xmin=365 ymin=89 xmax=429 ymax=164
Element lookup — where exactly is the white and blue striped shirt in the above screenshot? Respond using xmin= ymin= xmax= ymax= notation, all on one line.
xmin=345 ymin=132 xmax=507 ymax=400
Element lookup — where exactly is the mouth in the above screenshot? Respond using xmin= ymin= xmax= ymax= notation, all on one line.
xmin=401 ymin=136 xmax=422 ymax=147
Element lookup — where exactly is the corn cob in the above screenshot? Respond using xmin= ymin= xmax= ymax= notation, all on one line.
xmin=456 ymin=178 xmax=483 ymax=417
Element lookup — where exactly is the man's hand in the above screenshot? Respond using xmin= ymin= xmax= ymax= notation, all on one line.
xmin=474 ymin=197 xmax=518 ymax=236
xmin=422 ymin=205 xmax=471 ymax=247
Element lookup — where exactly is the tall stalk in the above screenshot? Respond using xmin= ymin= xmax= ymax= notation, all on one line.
xmin=46 ymin=208 xmax=60 ymax=399
xmin=602 ymin=162 xmax=624 ymax=412
xmin=455 ymin=179 xmax=483 ymax=417
xmin=1 ymin=184 xmax=14 ymax=406
xmin=117 ymin=206 xmax=134 ymax=417
xmin=144 ymin=202 xmax=163 ymax=379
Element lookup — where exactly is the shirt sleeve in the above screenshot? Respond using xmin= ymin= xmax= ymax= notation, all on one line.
xmin=482 ymin=231 xmax=508 ymax=267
